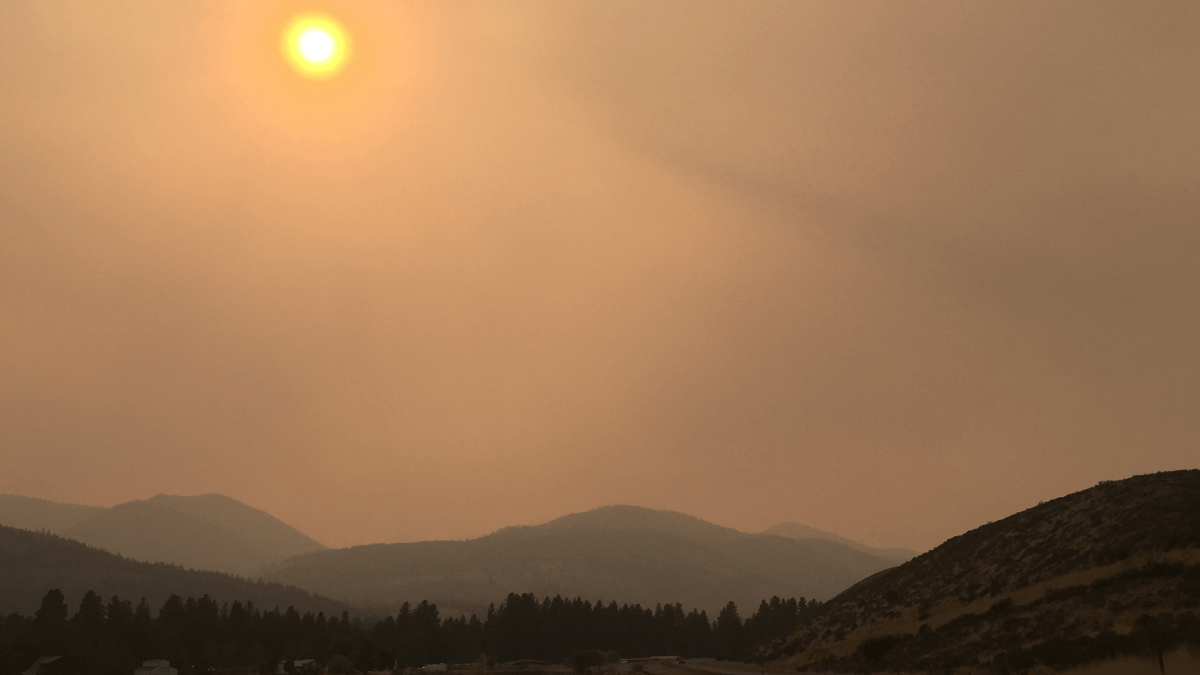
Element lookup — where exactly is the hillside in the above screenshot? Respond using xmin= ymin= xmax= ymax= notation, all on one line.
xmin=0 ymin=494 xmax=106 ymax=533
xmin=762 ymin=522 xmax=918 ymax=565
xmin=757 ymin=470 xmax=1200 ymax=674
xmin=0 ymin=524 xmax=349 ymax=617
xmin=2 ymin=493 xmax=326 ymax=578
xmin=107 ymin=493 xmax=327 ymax=563
xmin=265 ymin=505 xmax=897 ymax=616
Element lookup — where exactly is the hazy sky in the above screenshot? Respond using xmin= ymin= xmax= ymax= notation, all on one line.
xmin=2 ymin=1 xmax=1197 ymax=551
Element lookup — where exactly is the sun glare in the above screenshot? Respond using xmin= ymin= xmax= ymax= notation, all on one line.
xmin=283 ymin=14 xmax=350 ymax=79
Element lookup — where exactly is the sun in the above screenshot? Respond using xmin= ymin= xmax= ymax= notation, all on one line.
xmin=283 ymin=13 xmax=350 ymax=79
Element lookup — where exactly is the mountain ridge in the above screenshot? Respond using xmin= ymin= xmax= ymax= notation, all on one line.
xmin=0 ymin=494 xmax=107 ymax=533
xmin=265 ymin=504 xmax=899 ymax=617
xmin=0 ymin=523 xmax=349 ymax=617
xmin=531 ymin=504 xmax=747 ymax=542
xmin=0 ymin=492 xmax=326 ymax=578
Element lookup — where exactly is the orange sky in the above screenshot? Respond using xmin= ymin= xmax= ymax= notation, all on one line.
xmin=1 ymin=1 xmax=1197 ymax=551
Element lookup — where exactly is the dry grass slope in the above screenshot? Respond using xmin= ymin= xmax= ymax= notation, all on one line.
xmin=758 ymin=470 xmax=1200 ymax=674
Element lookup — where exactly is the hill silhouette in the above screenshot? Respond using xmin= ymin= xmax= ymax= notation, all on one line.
xmin=757 ymin=470 xmax=1200 ymax=673
xmin=0 ymin=523 xmax=349 ymax=616
xmin=0 ymin=494 xmax=106 ymax=533
xmin=1 ymin=493 xmax=326 ymax=578
xmin=62 ymin=493 xmax=326 ymax=577
xmin=538 ymin=504 xmax=746 ymax=542
xmin=265 ymin=505 xmax=897 ymax=616
xmin=762 ymin=522 xmax=918 ymax=564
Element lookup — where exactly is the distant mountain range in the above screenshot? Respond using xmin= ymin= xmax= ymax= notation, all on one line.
xmin=0 ymin=524 xmax=349 ymax=617
xmin=1 ymin=494 xmax=911 ymax=617
xmin=264 ymin=505 xmax=899 ymax=616
xmin=6 ymin=473 xmax=1197 ymax=674
xmin=756 ymin=470 xmax=1200 ymax=674
xmin=0 ymin=493 xmax=325 ymax=578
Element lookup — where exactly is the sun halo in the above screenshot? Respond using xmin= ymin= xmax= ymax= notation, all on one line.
xmin=283 ymin=14 xmax=350 ymax=79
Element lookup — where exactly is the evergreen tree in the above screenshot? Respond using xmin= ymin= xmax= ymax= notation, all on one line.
xmin=0 ymin=586 xmax=825 ymax=672
xmin=72 ymin=590 xmax=105 ymax=642
xmin=714 ymin=601 xmax=743 ymax=659
xmin=35 ymin=589 xmax=69 ymax=625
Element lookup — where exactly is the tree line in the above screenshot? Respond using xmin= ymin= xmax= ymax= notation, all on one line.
xmin=0 ymin=589 xmax=820 ymax=674
xmin=0 ymin=526 xmax=350 ymax=621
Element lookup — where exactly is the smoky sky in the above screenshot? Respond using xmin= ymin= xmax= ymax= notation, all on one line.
xmin=1 ymin=1 xmax=1197 ymax=551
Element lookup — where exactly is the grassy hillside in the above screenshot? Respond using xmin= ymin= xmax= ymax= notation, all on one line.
xmin=757 ymin=470 xmax=1200 ymax=674
xmin=266 ymin=505 xmax=896 ymax=616
xmin=0 ymin=524 xmax=349 ymax=617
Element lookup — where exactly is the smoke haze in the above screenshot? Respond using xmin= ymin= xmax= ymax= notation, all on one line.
xmin=1 ymin=1 xmax=1197 ymax=550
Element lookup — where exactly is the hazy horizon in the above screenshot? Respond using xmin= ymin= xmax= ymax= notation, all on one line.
xmin=2 ymin=1 xmax=1197 ymax=552
xmin=0 ymin=491 xmax=923 ymax=553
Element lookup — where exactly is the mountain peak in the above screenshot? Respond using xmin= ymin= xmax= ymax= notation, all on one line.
xmin=536 ymin=504 xmax=746 ymax=541
xmin=267 ymin=503 xmax=897 ymax=615
xmin=2 ymin=492 xmax=325 ymax=578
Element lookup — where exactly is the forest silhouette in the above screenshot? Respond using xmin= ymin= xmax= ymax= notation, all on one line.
xmin=1 ymin=588 xmax=818 ymax=675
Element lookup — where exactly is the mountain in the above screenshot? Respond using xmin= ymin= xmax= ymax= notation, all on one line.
xmin=757 ymin=470 xmax=1200 ymax=674
xmin=538 ymin=504 xmax=746 ymax=542
xmin=762 ymin=522 xmax=918 ymax=565
xmin=62 ymin=494 xmax=328 ymax=577
xmin=0 ymin=494 xmax=106 ymax=533
xmin=0 ymin=523 xmax=349 ymax=617
xmin=1 ymin=493 xmax=326 ymax=578
xmin=265 ymin=505 xmax=898 ymax=617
